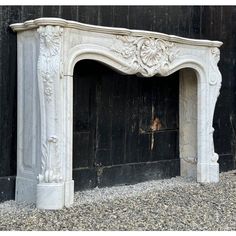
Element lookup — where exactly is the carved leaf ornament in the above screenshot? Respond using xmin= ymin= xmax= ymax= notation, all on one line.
xmin=38 ymin=135 xmax=62 ymax=183
xmin=112 ymin=36 xmax=178 ymax=76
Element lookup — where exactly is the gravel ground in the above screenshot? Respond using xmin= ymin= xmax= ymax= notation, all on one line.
xmin=0 ymin=170 xmax=236 ymax=231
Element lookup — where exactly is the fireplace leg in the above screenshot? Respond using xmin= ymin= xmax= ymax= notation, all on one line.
xmin=197 ymin=162 xmax=219 ymax=183
xmin=36 ymin=183 xmax=64 ymax=209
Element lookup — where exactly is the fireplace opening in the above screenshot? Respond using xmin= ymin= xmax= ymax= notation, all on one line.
xmin=73 ymin=60 xmax=184 ymax=191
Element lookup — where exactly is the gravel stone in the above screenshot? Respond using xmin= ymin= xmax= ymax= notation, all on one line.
xmin=0 ymin=170 xmax=236 ymax=230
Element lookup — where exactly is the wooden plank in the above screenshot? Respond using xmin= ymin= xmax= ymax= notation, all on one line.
xmin=22 ymin=6 xmax=42 ymax=21
xmin=0 ymin=176 xmax=15 ymax=202
xmin=113 ymin=6 xmax=129 ymax=28
xmin=95 ymin=65 xmax=113 ymax=166
xmin=110 ymin=73 xmax=126 ymax=165
xmin=42 ymin=6 xmax=60 ymax=17
xmin=138 ymin=76 xmax=153 ymax=163
xmin=129 ymin=6 xmax=157 ymax=31
xmin=165 ymin=6 xmax=181 ymax=36
xmin=73 ymin=168 xmax=97 ymax=191
xmin=0 ymin=6 xmax=20 ymax=178
xmin=73 ymin=60 xmax=97 ymax=169
xmin=61 ymin=6 xmax=77 ymax=20
xmin=151 ymin=131 xmax=179 ymax=161
xmin=124 ymin=75 xmax=140 ymax=164
xmin=97 ymin=159 xmax=180 ymax=188
xmin=191 ymin=6 xmax=201 ymax=38
xmin=98 ymin=6 xmax=114 ymax=27
xmin=77 ymin=6 xmax=100 ymax=25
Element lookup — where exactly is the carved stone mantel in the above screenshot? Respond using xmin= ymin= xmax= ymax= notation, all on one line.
xmin=10 ymin=18 xmax=223 ymax=210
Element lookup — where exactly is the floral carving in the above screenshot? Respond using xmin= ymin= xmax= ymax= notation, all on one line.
xmin=38 ymin=26 xmax=63 ymax=102
xmin=111 ymin=36 xmax=178 ymax=76
xmin=38 ymin=25 xmax=63 ymax=57
xmin=37 ymin=25 xmax=63 ymax=183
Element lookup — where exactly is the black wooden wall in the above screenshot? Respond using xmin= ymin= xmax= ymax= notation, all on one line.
xmin=73 ymin=60 xmax=179 ymax=190
xmin=0 ymin=6 xmax=236 ymax=201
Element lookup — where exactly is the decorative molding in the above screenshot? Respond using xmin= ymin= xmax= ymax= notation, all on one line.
xmin=10 ymin=18 xmax=223 ymax=47
xmin=111 ymin=36 xmax=179 ymax=76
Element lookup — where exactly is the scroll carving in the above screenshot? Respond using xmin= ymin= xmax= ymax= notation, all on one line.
xmin=208 ymin=48 xmax=221 ymax=166
xmin=211 ymin=47 xmax=220 ymax=64
xmin=209 ymin=47 xmax=221 ymax=86
xmin=209 ymin=127 xmax=219 ymax=163
xmin=111 ymin=36 xmax=179 ymax=76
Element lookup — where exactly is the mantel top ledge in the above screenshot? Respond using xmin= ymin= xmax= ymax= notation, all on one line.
xmin=10 ymin=17 xmax=223 ymax=48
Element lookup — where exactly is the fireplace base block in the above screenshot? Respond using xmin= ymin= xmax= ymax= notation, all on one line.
xmin=197 ymin=163 xmax=219 ymax=183
xmin=36 ymin=183 xmax=65 ymax=210
xmin=15 ymin=177 xmax=37 ymax=203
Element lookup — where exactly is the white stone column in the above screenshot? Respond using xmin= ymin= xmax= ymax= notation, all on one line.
xmin=197 ymin=47 xmax=221 ymax=183
xmin=36 ymin=25 xmax=70 ymax=209
xmin=179 ymin=69 xmax=197 ymax=178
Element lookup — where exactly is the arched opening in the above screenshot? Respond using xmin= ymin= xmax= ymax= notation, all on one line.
xmin=72 ymin=59 xmax=188 ymax=190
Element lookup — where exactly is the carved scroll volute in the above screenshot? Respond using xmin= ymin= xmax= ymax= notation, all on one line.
xmin=111 ymin=36 xmax=179 ymax=77
xmin=37 ymin=25 xmax=63 ymax=183
xmin=208 ymin=47 xmax=221 ymax=165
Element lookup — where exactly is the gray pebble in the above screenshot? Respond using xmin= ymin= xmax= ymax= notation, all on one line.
xmin=0 ymin=170 xmax=236 ymax=230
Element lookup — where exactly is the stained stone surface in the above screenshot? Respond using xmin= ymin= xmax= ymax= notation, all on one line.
xmin=0 ymin=170 xmax=236 ymax=231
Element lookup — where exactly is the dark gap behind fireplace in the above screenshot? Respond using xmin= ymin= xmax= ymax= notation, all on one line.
xmin=73 ymin=60 xmax=180 ymax=190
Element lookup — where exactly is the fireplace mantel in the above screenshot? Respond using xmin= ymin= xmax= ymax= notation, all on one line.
xmin=11 ymin=18 xmax=222 ymax=210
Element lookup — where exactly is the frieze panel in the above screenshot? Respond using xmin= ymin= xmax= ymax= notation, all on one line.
xmin=111 ymin=35 xmax=179 ymax=76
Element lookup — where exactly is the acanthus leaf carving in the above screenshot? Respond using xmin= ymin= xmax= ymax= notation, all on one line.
xmin=38 ymin=135 xmax=63 ymax=183
xmin=111 ymin=35 xmax=179 ymax=77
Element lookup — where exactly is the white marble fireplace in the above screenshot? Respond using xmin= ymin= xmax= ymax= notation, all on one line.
xmin=10 ymin=18 xmax=222 ymax=210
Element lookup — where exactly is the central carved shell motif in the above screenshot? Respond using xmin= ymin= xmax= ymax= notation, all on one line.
xmin=140 ymin=39 xmax=166 ymax=67
xmin=112 ymin=36 xmax=178 ymax=76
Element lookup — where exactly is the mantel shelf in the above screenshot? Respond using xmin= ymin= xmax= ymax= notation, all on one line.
xmin=11 ymin=17 xmax=223 ymax=47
